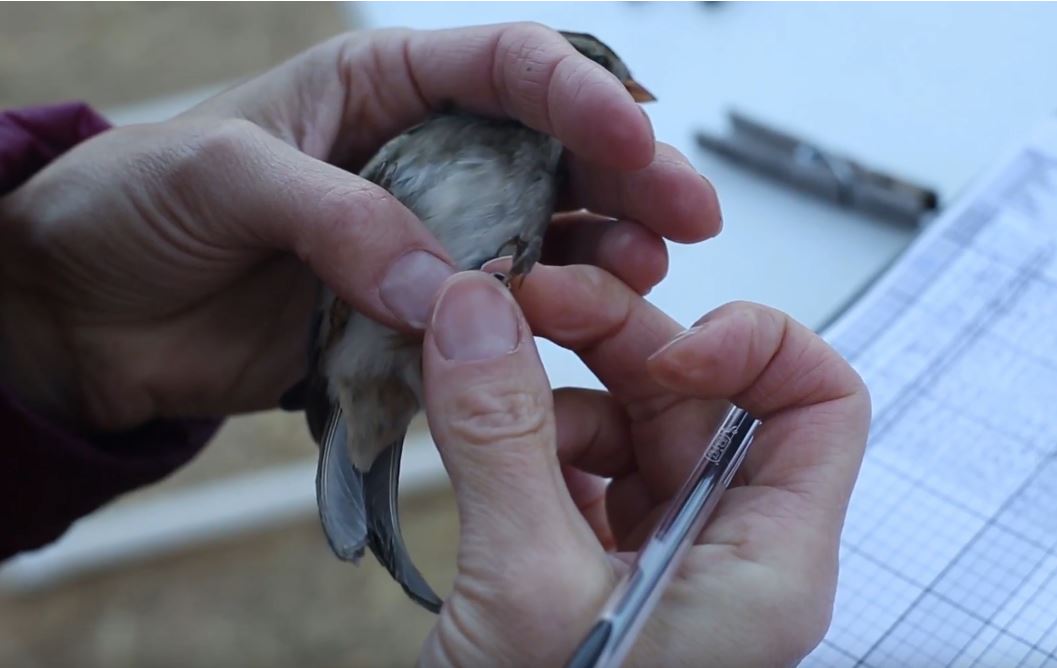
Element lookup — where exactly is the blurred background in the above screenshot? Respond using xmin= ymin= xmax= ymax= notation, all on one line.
xmin=2 ymin=2 xmax=1057 ymax=667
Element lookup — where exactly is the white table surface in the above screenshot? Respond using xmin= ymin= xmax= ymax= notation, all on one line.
xmin=353 ymin=1 xmax=1057 ymax=391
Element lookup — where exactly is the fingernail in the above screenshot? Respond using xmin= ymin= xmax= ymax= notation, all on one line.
xmin=380 ymin=250 xmax=456 ymax=329
xmin=640 ymin=107 xmax=656 ymax=144
xmin=480 ymin=256 xmax=512 ymax=273
xmin=703 ymin=175 xmax=724 ymax=231
xmin=647 ymin=324 xmax=707 ymax=362
xmin=607 ymin=223 xmax=641 ymax=256
xmin=433 ymin=273 xmax=520 ymax=362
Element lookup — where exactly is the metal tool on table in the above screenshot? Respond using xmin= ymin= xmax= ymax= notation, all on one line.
xmin=696 ymin=110 xmax=940 ymax=226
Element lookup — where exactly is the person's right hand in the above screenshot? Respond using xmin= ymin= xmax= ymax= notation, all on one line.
xmin=0 ymin=23 xmax=720 ymax=433
xmin=417 ymin=265 xmax=870 ymax=666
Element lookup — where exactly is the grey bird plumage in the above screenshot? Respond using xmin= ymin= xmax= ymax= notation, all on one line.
xmin=282 ymin=31 xmax=654 ymax=613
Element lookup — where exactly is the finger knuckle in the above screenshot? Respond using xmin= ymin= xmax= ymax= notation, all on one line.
xmin=164 ymin=118 xmax=266 ymax=201
xmin=305 ymin=180 xmax=399 ymax=259
xmin=317 ymin=179 xmax=387 ymax=225
xmin=337 ymin=28 xmax=413 ymax=121
xmin=189 ymin=118 xmax=263 ymax=166
xmin=320 ymin=29 xmax=371 ymax=62
xmin=716 ymin=299 xmax=767 ymax=321
xmin=449 ymin=382 xmax=548 ymax=447
xmin=570 ymin=262 xmax=614 ymax=288
xmin=500 ymin=21 xmax=561 ymax=51
xmin=493 ymin=22 xmax=567 ymax=120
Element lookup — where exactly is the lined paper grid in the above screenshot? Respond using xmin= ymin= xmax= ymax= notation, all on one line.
xmin=803 ymin=118 xmax=1057 ymax=667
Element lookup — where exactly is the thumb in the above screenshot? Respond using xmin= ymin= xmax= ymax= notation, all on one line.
xmin=423 ymin=271 xmax=592 ymax=556
xmin=422 ymin=272 xmax=610 ymax=655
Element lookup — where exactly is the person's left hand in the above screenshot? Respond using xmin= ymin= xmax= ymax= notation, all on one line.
xmin=0 ymin=23 xmax=720 ymax=432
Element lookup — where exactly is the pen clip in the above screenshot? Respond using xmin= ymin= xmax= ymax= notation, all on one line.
xmin=653 ymin=407 xmax=756 ymax=541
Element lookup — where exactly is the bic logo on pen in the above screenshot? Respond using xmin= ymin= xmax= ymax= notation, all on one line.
xmin=704 ymin=428 xmax=736 ymax=463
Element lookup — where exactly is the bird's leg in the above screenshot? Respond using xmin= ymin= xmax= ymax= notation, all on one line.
xmin=495 ymin=234 xmax=542 ymax=290
xmin=493 ymin=236 xmax=519 ymax=261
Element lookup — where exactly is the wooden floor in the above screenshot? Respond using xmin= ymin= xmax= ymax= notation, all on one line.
xmin=0 ymin=5 xmax=469 ymax=666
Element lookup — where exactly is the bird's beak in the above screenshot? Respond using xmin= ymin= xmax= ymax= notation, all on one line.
xmin=624 ymin=79 xmax=657 ymax=103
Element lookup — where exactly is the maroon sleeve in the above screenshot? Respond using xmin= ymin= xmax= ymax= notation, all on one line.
xmin=1 ymin=102 xmax=221 ymax=559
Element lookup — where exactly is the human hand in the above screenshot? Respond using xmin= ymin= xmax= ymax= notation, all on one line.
xmin=0 ymin=23 xmax=720 ymax=431
xmin=417 ymin=265 xmax=870 ymax=666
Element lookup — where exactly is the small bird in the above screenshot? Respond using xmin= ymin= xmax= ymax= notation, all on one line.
xmin=282 ymin=31 xmax=654 ymax=613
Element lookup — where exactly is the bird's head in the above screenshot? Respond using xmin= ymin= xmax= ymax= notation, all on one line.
xmin=560 ymin=30 xmax=656 ymax=103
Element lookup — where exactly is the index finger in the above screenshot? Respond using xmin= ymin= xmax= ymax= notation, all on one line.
xmin=509 ymin=262 xmax=870 ymax=523
xmin=193 ymin=23 xmax=655 ymax=171
xmin=505 ymin=260 xmax=725 ymax=511
xmin=647 ymin=302 xmax=872 ymax=522
xmin=402 ymin=23 xmax=654 ymax=168
xmin=498 ymin=261 xmax=681 ymax=411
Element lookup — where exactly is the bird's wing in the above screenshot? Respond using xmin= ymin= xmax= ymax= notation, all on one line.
xmin=361 ymin=157 xmax=400 ymax=192
xmin=364 ymin=438 xmax=444 ymax=613
xmin=278 ymin=305 xmax=334 ymax=442
xmin=277 ymin=284 xmax=326 ymax=413
xmin=316 ymin=405 xmax=368 ymax=561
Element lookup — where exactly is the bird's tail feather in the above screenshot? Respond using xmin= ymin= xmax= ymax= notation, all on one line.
xmin=364 ymin=439 xmax=443 ymax=613
xmin=316 ymin=408 xmax=368 ymax=560
xmin=316 ymin=407 xmax=443 ymax=613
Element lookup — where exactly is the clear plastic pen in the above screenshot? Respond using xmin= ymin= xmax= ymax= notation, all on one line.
xmin=564 ymin=405 xmax=760 ymax=668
